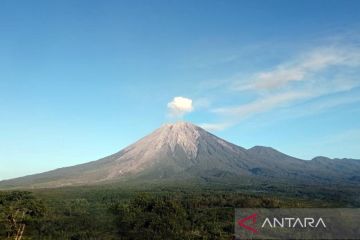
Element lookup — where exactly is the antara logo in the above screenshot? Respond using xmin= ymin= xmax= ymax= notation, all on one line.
xmin=238 ymin=213 xmax=327 ymax=233
xmin=237 ymin=213 xmax=258 ymax=233
xmin=262 ymin=217 xmax=327 ymax=228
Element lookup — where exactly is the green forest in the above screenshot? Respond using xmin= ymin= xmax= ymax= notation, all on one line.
xmin=0 ymin=183 xmax=358 ymax=240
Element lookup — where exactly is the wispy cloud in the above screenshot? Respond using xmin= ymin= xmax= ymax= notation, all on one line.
xmin=201 ymin=45 xmax=360 ymax=130
xmin=234 ymin=47 xmax=360 ymax=91
xmin=199 ymin=122 xmax=231 ymax=131
xmin=292 ymin=93 xmax=360 ymax=117
xmin=230 ymin=91 xmax=360 ymax=131
xmin=193 ymin=98 xmax=211 ymax=109
xmin=213 ymin=91 xmax=310 ymax=117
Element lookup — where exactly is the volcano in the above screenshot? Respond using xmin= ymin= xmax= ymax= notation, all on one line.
xmin=1 ymin=122 xmax=359 ymax=189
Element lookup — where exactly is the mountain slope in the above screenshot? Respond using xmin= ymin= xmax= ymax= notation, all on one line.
xmin=0 ymin=122 xmax=359 ymax=189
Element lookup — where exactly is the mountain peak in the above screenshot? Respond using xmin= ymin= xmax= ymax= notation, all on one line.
xmin=161 ymin=121 xmax=198 ymax=129
xmin=248 ymin=146 xmax=277 ymax=153
xmin=155 ymin=121 xmax=202 ymax=159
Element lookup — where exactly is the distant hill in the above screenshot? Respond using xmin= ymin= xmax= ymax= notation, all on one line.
xmin=1 ymin=122 xmax=359 ymax=189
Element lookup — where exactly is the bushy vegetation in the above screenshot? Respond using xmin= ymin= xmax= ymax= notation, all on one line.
xmin=0 ymin=191 xmax=45 ymax=239
xmin=110 ymin=193 xmax=274 ymax=239
xmin=0 ymin=184 xmax=357 ymax=239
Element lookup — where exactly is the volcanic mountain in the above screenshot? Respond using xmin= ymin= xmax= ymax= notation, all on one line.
xmin=1 ymin=122 xmax=359 ymax=189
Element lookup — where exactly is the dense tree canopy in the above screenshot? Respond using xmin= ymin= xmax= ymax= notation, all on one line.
xmin=0 ymin=191 xmax=45 ymax=239
xmin=0 ymin=185 xmax=353 ymax=239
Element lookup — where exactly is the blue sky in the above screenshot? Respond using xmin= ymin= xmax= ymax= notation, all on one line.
xmin=1 ymin=0 xmax=360 ymax=180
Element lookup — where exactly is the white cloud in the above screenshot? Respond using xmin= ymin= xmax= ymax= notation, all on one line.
xmin=202 ymin=45 xmax=360 ymax=130
xmin=234 ymin=47 xmax=360 ymax=91
xmin=167 ymin=97 xmax=194 ymax=117
xmin=213 ymin=91 xmax=311 ymax=118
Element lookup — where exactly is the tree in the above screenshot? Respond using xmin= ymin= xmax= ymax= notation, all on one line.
xmin=111 ymin=194 xmax=190 ymax=239
xmin=0 ymin=191 xmax=45 ymax=240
